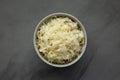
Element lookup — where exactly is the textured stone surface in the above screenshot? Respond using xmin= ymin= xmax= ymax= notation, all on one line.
xmin=0 ymin=0 xmax=120 ymax=80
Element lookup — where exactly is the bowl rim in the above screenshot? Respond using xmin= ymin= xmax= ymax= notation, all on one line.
xmin=33 ymin=12 xmax=87 ymax=67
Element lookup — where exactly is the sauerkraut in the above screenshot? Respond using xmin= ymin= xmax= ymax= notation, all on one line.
xmin=36 ymin=16 xmax=85 ymax=64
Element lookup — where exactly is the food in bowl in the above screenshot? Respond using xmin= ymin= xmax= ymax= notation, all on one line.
xmin=35 ymin=15 xmax=85 ymax=65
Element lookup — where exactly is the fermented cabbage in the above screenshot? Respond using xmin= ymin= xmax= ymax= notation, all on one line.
xmin=36 ymin=17 xmax=85 ymax=64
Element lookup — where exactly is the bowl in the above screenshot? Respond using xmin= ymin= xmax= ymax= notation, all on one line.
xmin=33 ymin=13 xmax=87 ymax=67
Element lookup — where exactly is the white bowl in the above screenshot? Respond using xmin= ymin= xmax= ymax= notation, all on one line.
xmin=33 ymin=13 xmax=87 ymax=67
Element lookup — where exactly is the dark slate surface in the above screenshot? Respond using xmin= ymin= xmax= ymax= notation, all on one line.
xmin=0 ymin=0 xmax=120 ymax=80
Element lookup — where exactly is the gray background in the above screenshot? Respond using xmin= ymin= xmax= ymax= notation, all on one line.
xmin=0 ymin=0 xmax=120 ymax=80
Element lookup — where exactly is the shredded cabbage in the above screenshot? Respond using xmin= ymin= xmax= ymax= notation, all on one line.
xmin=36 ymin=17 xmax=85 ymax=64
